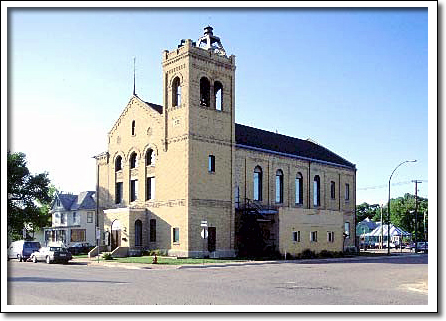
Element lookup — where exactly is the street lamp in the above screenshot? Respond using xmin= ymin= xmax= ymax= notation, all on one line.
xmin=387 ymin=160 xmax=417 ymax=255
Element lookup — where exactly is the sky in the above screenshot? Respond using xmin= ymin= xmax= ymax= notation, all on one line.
xmin=5 ymin=3 xmax=435 ymax=206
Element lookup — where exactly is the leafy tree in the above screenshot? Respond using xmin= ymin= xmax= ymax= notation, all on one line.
xmin=356 ymin=202 xmax=381 ymax=222
xmin=7 ymin=151 xmax=53 ymax=240
xmin=389 ymin=193 xmax=428 ymax=241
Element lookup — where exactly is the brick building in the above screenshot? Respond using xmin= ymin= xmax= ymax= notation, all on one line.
xmin=94 ymin=27 xmax=357 ymax=258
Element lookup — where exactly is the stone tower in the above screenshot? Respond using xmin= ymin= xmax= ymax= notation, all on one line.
xmin=161 ymin=26 xmax=236 ymax=257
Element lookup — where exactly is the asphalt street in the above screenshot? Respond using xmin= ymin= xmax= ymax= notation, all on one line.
xmin=6 ymin=254 xmax=428 ymax=308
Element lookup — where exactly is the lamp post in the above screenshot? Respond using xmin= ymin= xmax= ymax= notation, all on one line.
xmin=387 ymin=160 xmax=417 ymax=255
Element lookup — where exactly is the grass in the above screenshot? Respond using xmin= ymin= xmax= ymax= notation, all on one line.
xmin=72 ymin=254 xmax=89 ymax=258
xmin=111 ymin=256 xmax=248 ymax=265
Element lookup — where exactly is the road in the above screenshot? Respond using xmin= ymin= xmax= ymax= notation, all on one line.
xmin=6 ymin=255 xmax=428 ymax=308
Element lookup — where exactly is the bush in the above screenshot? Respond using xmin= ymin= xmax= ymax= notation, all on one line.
xmin=318 ymin=250 xmax=334 ymax=258
xmin=300 ymin=249 xmax=316 ymax=259
xmin=102 ymin=252 xmax=113 ymax=260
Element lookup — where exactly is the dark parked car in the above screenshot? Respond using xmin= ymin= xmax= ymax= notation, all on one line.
xmin=68 ymin=242 xmax=93 ymax=255
xmin=30 ymin=246 xmax=72 ymax=264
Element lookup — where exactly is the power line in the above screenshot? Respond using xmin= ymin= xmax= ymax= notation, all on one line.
xmin=357 ymin=180 xmax=428 ymax=191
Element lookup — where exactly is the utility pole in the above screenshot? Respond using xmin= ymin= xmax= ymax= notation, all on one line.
xmin=423 ymin=211 xmax=427 ymax=242
xmin=412 ymin=180 xmax=422 ymax=253
xmin=380 ymin=205 xmax=383 ymax=249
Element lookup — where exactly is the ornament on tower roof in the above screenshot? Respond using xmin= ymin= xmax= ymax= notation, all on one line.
xmin=197 ymin=26 xmax=227 ymax=56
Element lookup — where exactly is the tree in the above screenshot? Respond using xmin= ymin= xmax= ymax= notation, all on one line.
xmin=389 ymin=193 xmax=428 ymax=241
xmin=356 ymin=202 xmax=381 ymax=222
xmin=7 ymin=151 xmax=53 ymax=240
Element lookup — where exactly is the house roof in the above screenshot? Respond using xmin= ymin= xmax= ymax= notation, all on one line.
xmin=142 ymin=100 xmax=163 ymax=114
xmin=55 ymin=191 xmax=96 ymax=211
xmin=235 ymin=123 xmax=356 ymax=169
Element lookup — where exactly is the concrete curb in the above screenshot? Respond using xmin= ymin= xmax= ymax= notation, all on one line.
xmin=73 ymin=253 xmax=427 ymax=270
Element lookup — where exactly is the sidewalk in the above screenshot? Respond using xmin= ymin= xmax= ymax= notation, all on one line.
xmin=72 ymin=251 xmax=426 ymax=270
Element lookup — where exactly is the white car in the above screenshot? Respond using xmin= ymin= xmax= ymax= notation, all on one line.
xmin=30 ymin=246 xmax=72 ymax=264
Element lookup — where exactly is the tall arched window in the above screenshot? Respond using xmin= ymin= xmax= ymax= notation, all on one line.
xmin=276 ymin=169 xmax=284 ymax=203
xmin=131 ymin=120 xmax=136 ymax=136
xmin=172 ymin=77 xmax=181 ymax=107
xmin=130 ymin=152 xmax=138 ymax=169
xmin=146 ymin=149 xmax=155 ymax=166
xmin=115 ymin=156 xmax=122 ymax=172
xmin=200 ymin=77 xmax=210 ymax=107
xmin=313 ymin=175 xmax=321 ymax=207
xmin=214 ymin=81 xmax=223 ymax=111
xmin=253 ymin=166 xmax=263 ymax=201
xmin=135 ymin=219 xmax=142 ymax=247
xmin=295 ymin=172 xmax=303 ymax=205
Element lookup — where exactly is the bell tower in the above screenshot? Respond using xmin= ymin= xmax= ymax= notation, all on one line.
xmin=161 ymin=26 xmax=236 ymax=257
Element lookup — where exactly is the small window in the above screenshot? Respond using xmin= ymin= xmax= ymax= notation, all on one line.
xmin=293 ymin=231 xmax=301 ymax=242
xmin=313 ymin=175 xmax=321 ymax=207
xmin=146 ymin=177 xmax=155 ymax=200
xmin=87 ymin=212 xmax=94 ymax=223
xmin=295 ymin=173 xmax=303 ymax=205
xmin=275 ymin=169 xmax=284 ymax=203
xmin=56 ymin=199 xmax=60 ymax=207
xmin=131 ymin=120 xmax=136 ymax=136
xmin=327 ymin=231 xmax=335 ymax=243
xmin=61 ymin=213 xmax=66 ymax=224
xmin=344 ymin=222 xmax=350 ymax=239
xmin=150 ymin=219 xmax=156 ymax=242
xmin=130 ymin=152 xmax=138 ymax=169
xmin=173 ymin=228 xmax=180 ymax=243
xmin=200 ymin=77 xmax=210 ymax=107
xmin=130 ymin=179 xmax=138 ymax=202
xmin=253 ymin=166 xmax=263 ymax=201
xmin=146 ymin=149 xmax=155 ymax=166
xmin=214 ymin=81 xmax=223 ymax=111
xmin=172 ymin=77 xmax=181 ymax=107
xmin=330 ymin=181 xmax=336 ymax=199
xmin=208 ymin=155 xmax=215 ymax=173
xmin=115 ymin=182 xmax=123 ymax=204
xmin=115 ymin=156 xmax=122 ymax=172
xmin=72 ymin=212 xmax=80 ymax=225
xmin=311 ymin=231 xmax=318 ymax=242
xmin=345 ymin=183 xmax=350 ymax=201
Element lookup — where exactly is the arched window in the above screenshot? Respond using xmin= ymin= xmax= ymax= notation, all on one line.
xmin=172 ymin=77 xmax=181 ymax=107
xmin=115 ymin=156 xmax=122 ymax=172
xmin=130 ymin=152 xmax=138 ymax=169
xmin=330 ymin=181 xmax=336 ymax=199
xmin=200 ymin=77 xmax=210 ymax=107
xmin=313 ymin=175 xmax=321 ymax=207
xmin=131 ymin=120 xmax=136 ymax=136
xmin=275 ymin=169 xmax=284 ymax=203
xmin=295 ymin=172 xmax=303 ymax=205
xmin=214 ymin=81 xmax=223 ymax=111
xmin=253 ymin=166 xmax=263 ymax=201
xmin=135 ymin=219 xmax=142 ymax=247
xmin=146 ymin=149 xmax=155 ymax=166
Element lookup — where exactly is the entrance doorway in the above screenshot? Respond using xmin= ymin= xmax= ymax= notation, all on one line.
xmin=208 ymin=227 xmax=216 ymax=253
xmin=111 ymin=220 xmax=121 ymax=251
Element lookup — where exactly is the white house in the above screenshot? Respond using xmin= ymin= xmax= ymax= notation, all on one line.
xmin=44 ymin=191 xmax=97 ymax=247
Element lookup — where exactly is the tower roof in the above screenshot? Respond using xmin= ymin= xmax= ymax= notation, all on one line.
xmin=197 ymin=26 xmax=227 ymax=56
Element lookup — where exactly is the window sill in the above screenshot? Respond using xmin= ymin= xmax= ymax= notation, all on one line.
xmin=173 ymin=242 xmax=180 ymax=246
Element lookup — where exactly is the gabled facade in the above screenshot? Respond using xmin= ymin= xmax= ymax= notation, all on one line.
xmin=44 ymin=191 xmax=97 ymax=246
xmin=95 ymin=27 xmax=357 ymax=258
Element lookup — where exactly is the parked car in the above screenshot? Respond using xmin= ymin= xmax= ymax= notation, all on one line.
xmin=30 ymin=246 xmax=72 ymax=264
xmin=7 ymin=240 xmax=41 ymax=262
xmin=68 ymin=242 xmax=93 ymax=255
xmin=416 ymin=241 xmax=428 ymax=253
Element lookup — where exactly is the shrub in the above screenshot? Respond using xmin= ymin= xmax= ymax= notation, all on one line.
xmin=102 ymin=252 xmax=113 ymax=260
xmin=300 ymin=249 xmax=316 ymax=259
xmin=318 ymin=250 xmax=334 ymax=258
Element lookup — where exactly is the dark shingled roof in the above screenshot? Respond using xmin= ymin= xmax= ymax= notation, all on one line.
xmin=55 ymin=191 xmax=96 ymax=211
xmin=143 ymin=100 xmax=163 ymax=114
xmin=235 ymin=123 xmax=355 ymax=169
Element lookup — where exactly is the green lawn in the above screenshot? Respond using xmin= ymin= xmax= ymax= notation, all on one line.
xmin=72 ymin=254 xmax=89 ymax=258
xmin=109 ymin=256 xmax=248 ymax=265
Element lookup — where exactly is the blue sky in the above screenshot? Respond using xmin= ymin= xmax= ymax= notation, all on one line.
xmin=6 ymin=4 xmax=433 ymax=205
